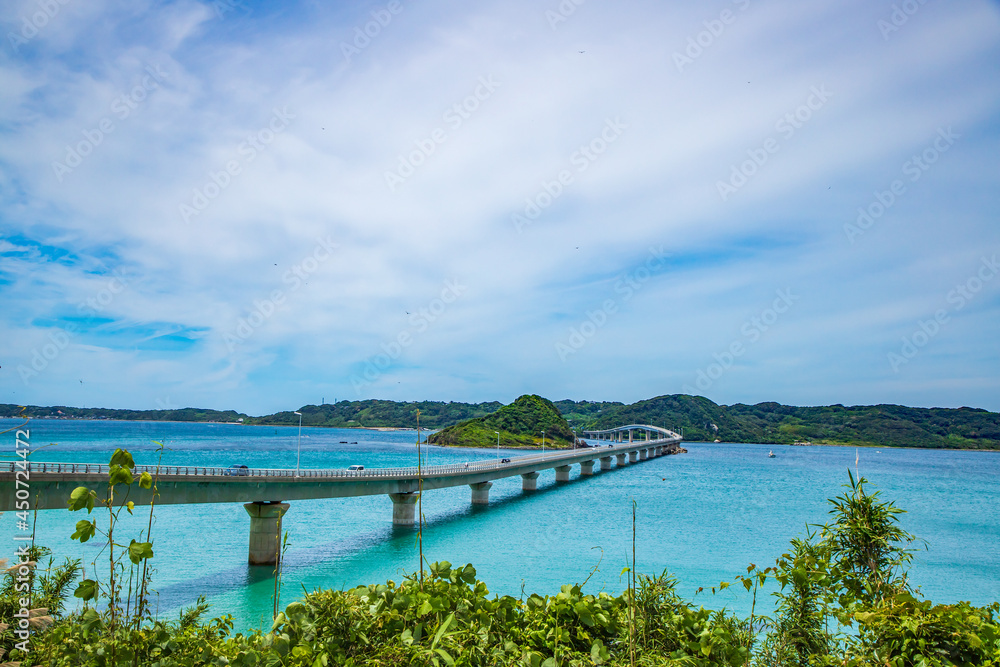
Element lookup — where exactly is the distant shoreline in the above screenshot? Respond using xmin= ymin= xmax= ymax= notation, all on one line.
xmin=4 ymin=392 xmax=998 ymax=452
xmin=0 ymin=416 xmax=434 ymax=433
xmin=689 ymin=440 xmax=1000 ymax=453
xmin=0 ymin=417 xmax=410 ymax=429
xmin=4 ymin=418 xmax=997 ymax=451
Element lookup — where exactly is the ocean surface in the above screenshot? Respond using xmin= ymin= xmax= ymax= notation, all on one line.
xmin=2 ymin=418 xmax=998 ymax=631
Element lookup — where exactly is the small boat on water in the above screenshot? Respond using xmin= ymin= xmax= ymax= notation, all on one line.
xmin=768 ymin=450 xmax=776 ymax=458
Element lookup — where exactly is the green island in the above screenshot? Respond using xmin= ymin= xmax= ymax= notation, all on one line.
xmin=3 ymin=393 xmax=999 ymax=449
xmin=3 ymin=451 xmax=998 ymax=666
xmin=427 ymin=395 xmax=577 ymax=449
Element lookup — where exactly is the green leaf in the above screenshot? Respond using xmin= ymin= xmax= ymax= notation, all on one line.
xmin=68 ymin=486 xmax=96 ymax=513
xmin=574 ymin=601 xmax=595 ymax=627
xmin=80 ymin=607 xmax=102 ymax=632
xmin=128 ymin=540 xmax=154 ymax=564
xmin=74 ymin=579 xmax=99 ymax=601
xmin=110 ymin=448 xmax=135 ymax=469
xmin=71 ymin=519 xmax=97 ymax=543
xmin=431 ymin=613 xmax=455 ymax=649
xmin=139 ymin=471 xmax=153 ymax=489
xmin=429 ymin=560 xmax=452 ymax=578
xmin=591 ymin=639 xmax=609 ymax=665
xmin=433 ymin=648 xmax=454 ymax=666
xmin=126 ymin=501 xmax=135 ymax=515
xmin=108 ymin=465 xmax=134 ymax=486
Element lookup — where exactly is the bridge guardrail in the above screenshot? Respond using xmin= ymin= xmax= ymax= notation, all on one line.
xmin=1 ymin=437 xmax=680 ymax=480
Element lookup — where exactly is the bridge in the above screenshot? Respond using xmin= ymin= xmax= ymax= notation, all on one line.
xmin=581 ymin=424 xmax=683 ymax=443
xmin=1 ymin=425 xmax=681 ymax=565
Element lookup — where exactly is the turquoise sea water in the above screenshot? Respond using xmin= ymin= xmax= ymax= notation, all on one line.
xmin=2 ymin=418 xmax=998 ymax=631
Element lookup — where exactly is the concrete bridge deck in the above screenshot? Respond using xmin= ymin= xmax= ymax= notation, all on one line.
xmin=1 ymin=425 xmax=682 ymax=564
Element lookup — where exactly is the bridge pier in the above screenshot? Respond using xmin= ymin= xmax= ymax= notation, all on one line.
xmin=580 ymin=460 xmax=595 ymax=476
xmin=555 ymin=465 xmax=572 ymax=482
xmin=521 ymin=472 xmax=540 ymax=491
xmin=616 ymin=453 xmax=627 ymax=466
xmin=640 ymin=449 xmax=648 ymax=461
xmin=389 ymin=492 xmax=419 ymax=525
xmin=629 ymin=451 xmax=638 ymax=463
xmin=600 ymin=456 xmax=613 ymax=471
xmin=470 ymin=481 xmax=492 ymax=505
xmin=244 ymin=501 xmax=289 ymax=566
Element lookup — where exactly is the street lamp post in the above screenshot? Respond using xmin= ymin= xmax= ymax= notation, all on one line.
xmin=293 ymin=411 xmax=302 ymax=476
xmin=495 ymin=431 xmax=500 ymax=461
xmin=541 ymin=430 xmax=545 ymax=457
xmin=416 ymin=409 xmax=424 ymax=583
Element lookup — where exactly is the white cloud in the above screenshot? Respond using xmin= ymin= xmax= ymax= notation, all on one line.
xmin=1 ymin=0 xmax=999 ymax=413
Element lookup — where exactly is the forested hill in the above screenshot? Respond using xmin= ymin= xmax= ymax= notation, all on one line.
xmin=4 ymin=395 xmax=998 ymax=449
xmin=0 ymin=400 xmax=501 ymax=430
xmin=242 ymin=400 xmax=502 ymax=429
xmin=0 ymin=404 xmax=248 ymax=423
xmin=427 ymin=395 xmax=575 ymax=448
xmin=583 ymin=395 xmax=1000 ymax=449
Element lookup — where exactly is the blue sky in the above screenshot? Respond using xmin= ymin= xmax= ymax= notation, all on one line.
xmin=1 ymin=0 xmax=998 ymax=414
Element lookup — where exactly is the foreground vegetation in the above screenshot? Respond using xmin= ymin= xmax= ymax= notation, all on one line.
xmin=6 ymin=394 xmax=999 ymax=449
xmin=2 ymin=446 xmax=998 ymax=666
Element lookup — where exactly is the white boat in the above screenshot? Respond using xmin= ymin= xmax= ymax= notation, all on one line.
xmin=768 ymin=450 xmax=775 ymax=458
